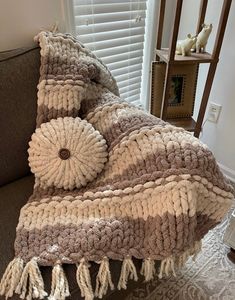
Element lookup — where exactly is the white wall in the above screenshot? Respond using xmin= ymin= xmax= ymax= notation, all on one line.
xmin=0 ymin=0 xmax=66 ymax=51
xmin=179 ymin=0 xmax=235 ymax=181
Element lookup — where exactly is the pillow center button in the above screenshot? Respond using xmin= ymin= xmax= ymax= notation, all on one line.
xmin=59 ymin=148 xmax=71 ymax=160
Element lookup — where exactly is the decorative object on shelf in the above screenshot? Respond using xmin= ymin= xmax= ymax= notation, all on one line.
xmin=192 ymin=23 xmax=213 ymax=53
xmin=151 ymin=61 xmax=198 ymax=119
xmin=176 ymin=34 xmax=197 ymax=56
xmin=154 ymin=0 xmax=232 ymax=137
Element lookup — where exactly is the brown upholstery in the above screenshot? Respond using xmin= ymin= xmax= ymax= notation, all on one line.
xmin=0 ymin=47 xmax=40 ymax=186
xmin=0 ymin=47 xmax=145 ymax=299
xmin=0 ymin=175 xmax=34 ymax=300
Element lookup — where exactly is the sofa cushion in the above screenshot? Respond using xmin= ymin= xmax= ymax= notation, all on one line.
xmin=0 ymin=47 xmax=40 ymax=186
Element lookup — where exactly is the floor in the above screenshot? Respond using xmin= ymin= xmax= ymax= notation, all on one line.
xmin=125 ymin=198 xmax=235 ymax=300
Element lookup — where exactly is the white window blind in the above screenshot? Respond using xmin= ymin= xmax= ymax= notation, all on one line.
xmin=72 ymin=0 xmax=147 ymax=103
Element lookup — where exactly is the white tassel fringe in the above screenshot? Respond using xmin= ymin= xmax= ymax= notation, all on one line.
xmin=117 ymin=257 xmax=138 ymax=290
xmin=0 ymin=241 xmax=201 ymax=300
xmin=158 ymin=256 xmax=176 ymax=279
xmin=0 ymin=257 xmax=24 ymax=299
xmin=76 ymin=259 xmax=94 ymax=300
xmin=95 ymin=257 xmax=114 ymax=299
xmin=15 ymin=257 xmax=47 ymax=300
xmin=48 ymin=263 xmax=70 ymax=300
xmin=192 ymin=240 xmax=202 ymax=261
xmin=140 ymin=258 xmax=156 ymax=281
xmin=159 ymin=241 xmax=202 ymax=279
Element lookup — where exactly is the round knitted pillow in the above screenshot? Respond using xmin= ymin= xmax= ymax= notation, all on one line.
xmin=28 ymin=117 xmax=108 ymax=190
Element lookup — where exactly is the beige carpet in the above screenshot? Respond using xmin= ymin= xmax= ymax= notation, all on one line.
xmin=125 ymin=204 xmax=235 ymax=300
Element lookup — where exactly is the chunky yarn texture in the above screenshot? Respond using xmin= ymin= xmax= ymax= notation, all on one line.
xmin=28 ymin=117 xmax=108 ymax=190
xmin=0 ymin=31 xmax=234 ymax=300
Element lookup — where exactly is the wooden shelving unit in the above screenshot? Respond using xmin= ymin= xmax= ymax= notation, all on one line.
xmin=166 ymin=117 xmax=196 ymax=132
xmin=156 ymin=48 xmax=214 ymax=64
xmin=154 ymin=0 xmax=232 ymax=137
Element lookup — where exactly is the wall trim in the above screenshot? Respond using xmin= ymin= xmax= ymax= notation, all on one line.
xmin=218 ymin=162 xmax=235 ymax=183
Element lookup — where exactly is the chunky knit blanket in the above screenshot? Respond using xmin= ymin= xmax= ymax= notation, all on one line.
xmin=0 ymin=31 xmax=234 ymax=300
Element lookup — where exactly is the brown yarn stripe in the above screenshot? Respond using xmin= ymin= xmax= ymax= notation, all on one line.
xmin=36 ymin=105 xmax=81 ymax=127
xmin=37 ymin=104 xmax=166 ymax=149
xmin=101 ymin=114 xmax=167 ymax=150
xmin=15 ymin=213 xmax=216 ymax=265
xmin=103 ymin=143 xmax=229 ymax=191
xmin=38 ymin=33 xmax=119 ymax=95
xmin=80 ymin=90 xmax=123 ymax=117
xmin=28 ymin=166 xmax=233 ymax=204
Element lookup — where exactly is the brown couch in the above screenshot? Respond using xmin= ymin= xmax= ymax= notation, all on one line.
xmin=0 ymin=47 xmax=145 ymax=299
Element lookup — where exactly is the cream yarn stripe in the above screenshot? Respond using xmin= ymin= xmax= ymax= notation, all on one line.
xmin=16 ymin=179 xmax=232 ymax=231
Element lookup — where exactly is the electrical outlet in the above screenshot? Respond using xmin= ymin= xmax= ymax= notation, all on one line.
xmin=207 ymin=102 xmax=222 ymax=123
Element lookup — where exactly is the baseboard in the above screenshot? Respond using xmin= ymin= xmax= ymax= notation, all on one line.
xmin=218 ymin=162 xmax=235 ymax=183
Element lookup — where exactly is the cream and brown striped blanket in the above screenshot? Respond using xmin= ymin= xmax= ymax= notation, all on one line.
xmin=0 ymin=31 xmax=234 ymax=300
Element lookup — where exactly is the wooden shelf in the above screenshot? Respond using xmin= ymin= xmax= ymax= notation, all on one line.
xmin=156 ymin=48 xmax=214 ymax=64
xmin=167 ymin=117 xmax=196 ymax=132
xmin=153 ymin=0 xmax=232 ymax=137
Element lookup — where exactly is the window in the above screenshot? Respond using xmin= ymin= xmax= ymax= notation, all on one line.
xmin=69 ymin=0 xmax=148 ymax=104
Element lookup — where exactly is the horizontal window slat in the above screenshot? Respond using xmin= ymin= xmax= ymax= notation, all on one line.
xmin=77 ymin=26 xmax=145 ymax=44
xmin=76 ymin=19 xmax=145 ymax=36
xmin=116 ymin=70 xmax=142 ymax=83
xmin=111 ymin=63 xmax=142 ymax=77
xmin=75 ymin=10 xmax=146 ymax=25
xmin=108 ymin=57 xmax=143 ymax=71
xmin=101 ymin=49 xmax=143 ymax=65
xmin=125 ymin=94 xmax=140 ymax=103
xmin=118 ymin=76 xmax=141 ymax=89
xmin=119 ymin=82 xmax=141 ymax=95
xmin=74 ymin=2 xmax=146 ymax=15
xmin=131 ymin=100 xmax=142 ymax=107
xmin=94 ymin=42 xmax=143 ymax=58
xmin=121 ymin=88 xmax=140 ymax=99
xmin=84 ymin=34 xmax=144 ymax=51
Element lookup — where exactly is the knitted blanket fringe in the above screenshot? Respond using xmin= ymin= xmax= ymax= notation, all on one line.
xmin=0 ymin=31 xmax=234 ymax=300
xmin=0 ymin=241 xmax=201 ymax=300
